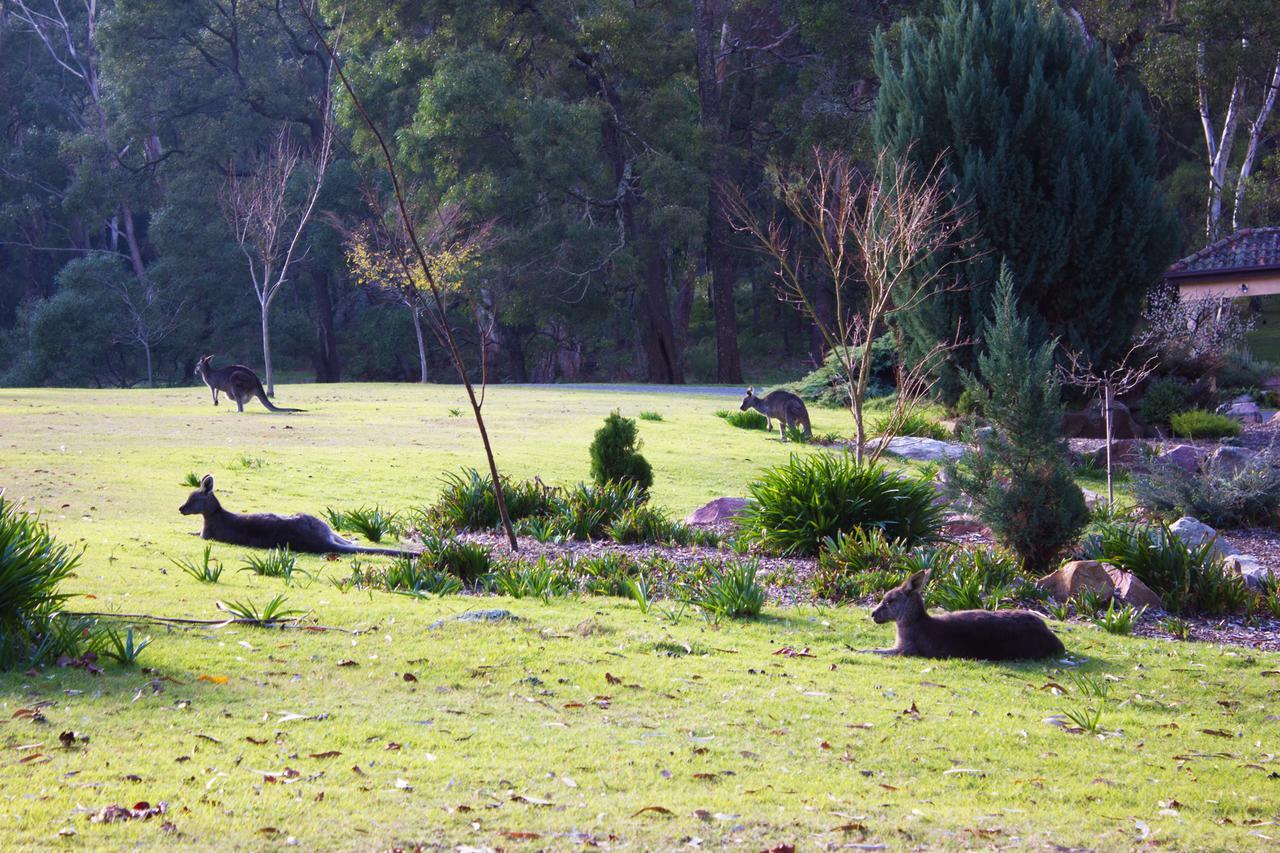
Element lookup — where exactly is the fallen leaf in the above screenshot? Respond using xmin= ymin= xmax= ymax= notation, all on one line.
xmin=246 ymin=737 xmax=268 ymax=745
xmin=89 ymin=801 xmax=168 ymax=824
xmin=336 ymin=660 xmax=359 ymax=668
xmin=1200 ymin=729 xmax=1237 ymax=738
xmin=309 ymin=751 xmax=342 ymax=759
xmin=18 ymin=753 xmax=49 ymax=765
xmin=501 ymin=831 xmax=541 ymax=840
xmin=59 ymin=731 xmax=88 ymax=748
xmin=194 ymin=733 xmax=222 ymax=744
xmin=385 ymin=742 xmax=402 ymax=751
xmin=402 ymin=672 xmax=418 ymax=683
xmin=631 ymin=805 xmax=673 ymax=817
xmin=773 ymin=647 xmax=815 ymax=658
xmin=831 ymin=822 xmax=867 ymax=833
xmin=197 ymin=675 xmax=229 ymax=685
xmin=605 ymin=672 xmax=622 ymax=685
xmin=511 ymin=794 xmax=553 ymax=806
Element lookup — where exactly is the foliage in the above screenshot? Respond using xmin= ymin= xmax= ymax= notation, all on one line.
xmin=95 ymin=626 xmax=152 ymax=666
xmin=874 ymin=0 xmax=1179 ymax=401
xmin=922 ymin=546 xmax=1031 ymax=611
xmin=1169 ymin=410 xmax=1242 ymax=439
xmin=1094 ymin=599 xmax=1143 ymax=635
xmin=638 ymin=411 xmax=664 ymax=422
xmin=433 ymin=469 xmax=558 ymax=530
xmin=871 ymin=411 xmax=949 ymax=441
xmin=557 ymin=481 xmax=648 ymax=541
xmin=589 ymin=411 xmax=653 ymax=490
xmin=326 ymin=505 xmax=401 ymax=543
xmin=1083 ymin=523 xmax=1248 ymax=614
xmin=489 ymin=558 xmax=574 ymax=601
xmin=172 ymin=544 xmax=223 ymax=584
xmin=216 ymin=594 xmax=303 ymax=626
xmin=1142 ymin=289 xmax=1256 ymax=380
xmin=571 ymin=553 xmax=643 ymax=598
xmin=813 ymin=528 xmax=909 ymax=600
xmin=787 ymin=338 xmax=897 ymax=406
xmin=716 ymin=409 xmax=769 ymax=430
xmin=0 ymin=497 xmax=82 ymax=670
xmin=1138 ymin=379 xmax=1192 ymax=427
xmin=419 ymin=536 xmax=493 ymax=585
xmin=944 ymin=265 xmax=1088 ymax=572
xmin=741 ymin=453 xmax=942 ymax=556
xmin=1133 ymin=453 xmax=1280 ymax=528
xmin=377 ymin=556 xmax=463 ymax=596
xmin=681 ymin=559 xmax=766 ymax=620
xmin=239 ymin=547 xmax=301 ymax=584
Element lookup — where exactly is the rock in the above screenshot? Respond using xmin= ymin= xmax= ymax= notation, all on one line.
xmin=1216 ymin=399 xmax=1263 ymax=424
xmin=1088 ymin=440 xmax=1144 ymax=471
xmin=1208 ymin=445 xmax=1257 ymax=476
xmin=1155 ymin=444 xmax=1201 ymax=474
xmin=1168 ymin=517 xmax=1238 ymax=558
xmin=428 ymin=609 xmax=519 ymax=630
xmin=1102 ymin=567 xmax=1164 ymax=611
xmin=685 ymin=497 xmax=750 ymax=526
xmin=973 ymin=426 xmax=995 ymax=444
xmin=880 ymin=436 xmax=967 ymax=462
xmin=1224 ymin=554 xmax=1274 ymax=589
xmin=1081 ymin=488 xmax=1102 ymax=511
xmin=1063 ymin=398 xmax=1146 ymax=439
xmin=942 ymin=514 xmax=988 ymax=537
xmin=1036 ymin=560 xmax=1116 ymax=603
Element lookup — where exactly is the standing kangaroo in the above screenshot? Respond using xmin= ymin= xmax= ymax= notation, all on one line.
xmin=866 ymin=570 xmax=1065 ymax=660
xmin=179 ymin=474 xmax=414 ymax=556
xmin=740 ymin=386 xmax=811 ymax=440
xmin=195 ymin=355 xmax=304 ymax=413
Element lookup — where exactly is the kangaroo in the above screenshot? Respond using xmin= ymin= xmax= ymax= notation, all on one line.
xmin=195 ymin=355 xmax=304 ymax=413
xmin=740 ymin=386 xmax=811 ymax=440
xmin=179 ymin=474 xmax=415 ymax=557
xmin=866 ymin=570 xmax=1065 ymax=661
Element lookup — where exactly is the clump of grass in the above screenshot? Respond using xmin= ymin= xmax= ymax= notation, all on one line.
xmin=0 ymin=497 xmax=82 ymax=670
xmin=1044 ymin=599 xmax=1072 ymax=621
xmin=239 ymin=547 xmax=302 ymax=584
xmin=1058 ymin=671 xmax=1111 ymax=734
xmin=682 ymin=558 xmax=765 ymax=621
xmin=432 ymin=469 xmax=559 ymax=530
xmin=924 ymin=546 xmax=1030 ymax=612
xmin=813 ymin=528 xmax=908 ymax=600
xmin=1170 ymin=409 xmax=1241 ymax=439
xmin=1159 ymin=614 xmax=1194 ymax=640
xmin=93 ymin=626 xmax=151 ymax=666
xmin=232 ymin=455 xmax=266 ymax=470
xmin=715 ymin=409 xmax=769 ymax=430
xmin=1094 ymin=599 xmax=1144 ymax=635
xmin=378 ymin=556 xmax=463 ymax=596
xmin=181 ymin=471 xmax=203 ymax=488
xmin=638 ymin=411 xmax=664 ymax=422
xmin=870 ymin=411 xmax=950 ymax=441
xmin=1070 ymin=586 xmax=1111 ymax=618
xmin=172 ymin=544 xmax=223 ymax=584
xmin=216 ymin=594 xmax=303 ymax=626
xmin=489 ymin=557 xmax=574 ymax=601
xmin=341 ymin=505 xmax=400 ymax=542
xmin=572 ymin=552 xmax=642 ymax=597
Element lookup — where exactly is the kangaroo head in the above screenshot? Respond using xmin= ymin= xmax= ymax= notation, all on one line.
xmin=180 ymin=474 xmax=219 ymax=516
xmin=871 ymin=569 xmax=930 ymax=624
xmin=195 ymin=355 xmax=214 ymax=378
xmin=739 ymin=386 xmax=756 ymax=411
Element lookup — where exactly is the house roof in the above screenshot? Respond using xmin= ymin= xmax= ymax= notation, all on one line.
xmin=1166 ymin=227 xmax=1280 ymax=279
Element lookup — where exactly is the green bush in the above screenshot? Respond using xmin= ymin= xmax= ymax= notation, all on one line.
xmin=870 ymin=411 xmax=950 ymax=441
xmin=741 ymin=453 xmax=942 ymax=557
xmin=921 ymin=546 xmax=1031 ymax=611
xmin=433 ymin=469 xmax=559 ymax=530
xmin=715 ymin=409 xmax=769 ymax=430
xmin=1170 ymin=409 xmax=1241 ymax=439
xmin=1138 ymin=379 xmax=1190 ymax=427
xmin=813 ymin=528 xmax=909 ymax=600
xmin=0 ymin=498 xmax=83 ymax=670
xmin=489 ymin=557 xmax=575 ymax=601
xmin=1081 ymin=523 xmax=1248 ymax=614
xmin=589 ymin=411 xmax=653 ymax=489
xmin=1132 ymin=451 xmax=1280 ymax=528
xmin=1217 ymin=350 xmax=1273 ymax=389
xmin=557 ymin=480 xmax=648 ymax=540
xmin=572 ymin=552 xmax=643 ymax=597
xmin=682 ymin=558 xmax=766 ymax=620
xmin=955 ymin=387 xmax=983 ymax=417
xmin=786 ymin=336 xmax=898 ymax=406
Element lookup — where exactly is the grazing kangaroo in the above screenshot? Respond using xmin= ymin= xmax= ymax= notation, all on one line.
xmin=740 ymin=386 xmax=811 ymax=440
xmin=195 ymin=355 xmax=304 ymax=413
xmin=179 ymin=474 xmax=415 ymax=557
xmin=866 ymin=570 xmax=1065 ymax=661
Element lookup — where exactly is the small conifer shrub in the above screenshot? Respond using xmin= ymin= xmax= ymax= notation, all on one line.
xmin=589 ymin=410 xmax=654 ymax=489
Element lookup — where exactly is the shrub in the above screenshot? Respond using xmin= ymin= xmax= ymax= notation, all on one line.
xmin=955 ymin=387 xmax=983 ymax=417
xmin=1132 ymin=452 xmax=1280 ymax=528
xmin=1083 ymin=523 xmax=1248 ymax=614
xmin=786 ymin=336 xmax=898 ymax=406
xmin=433 ymin=469 xmax=558 ymax=530
xmin=607 ymin=505 xmax=688 ymax=545
xmin=558 ymin=481 xmax=647 ymax=540
xmin=1170 ymin=409 xmax=1241 ymax=439
xmin=0 ymin=498 xmax=82 ymax=670
xmin=870 ymin=411 xmax=950 ymax=441
xmin=589 ymin=411 xmax=654 ymax=489
xmin=1138 ymin=379 xmax=1190 ymax=427
xmin=422 ymin=538 xmax=493 ymax=585
xmin=336 ymin=505 xmax=401 ymax=542
xmin=379 ymin=556 xmax=463 ymax=596
xmin=1094 ymin=599 xmax=1143 ymax=635
xmin=944 ymin=265 xmax=1088 ymax=573
xmin=490 ymin=557 xmax=574 ymax=601
xmin=239 ymin=547 xmax=300 ymax=583
xmin=572 ymin=553 xmax=643 ymax=597
xmin=638 ymin=411 xmax=664 ymax=422
xmin=716 ymin=409 xmax=769 ymax=430
xmin=813 ymin=528 xmax=909 ymax=600
xmin=173 ymin=544 xmax=224 ymax=583
xmin=682 ymin=558 xmax=766 ymax=620
xmin=741 ymin=453 xmax=943 ymax=556
xmin=923 ymin=546 xmax=1029 ymax=611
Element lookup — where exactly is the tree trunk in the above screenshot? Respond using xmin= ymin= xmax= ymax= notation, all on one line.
xmin=639 ymin=247 xmax=684 ymax=383
xmin=693 ymin=0 xmax=743 ymax=383
xmin=143 ymin=341 xmax=154 ymax=388
xmin=311 ymin=270 xmax=341 ymax=382
xmin=410 ymin=304 xmax=429 ymax=383
xmin=261 ymin=303 xmax=275 ymax=397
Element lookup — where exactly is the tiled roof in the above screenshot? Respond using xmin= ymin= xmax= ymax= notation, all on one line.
xmin=1167 ymin=227 xmax=1280 ymax=276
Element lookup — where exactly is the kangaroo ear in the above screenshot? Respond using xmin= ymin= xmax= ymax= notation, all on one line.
xmin=746 ymin=386 xmax=754 ymax=395
xmin=200 ymin=474 xmax=214 ymax=493
xmin=907 ymin=569 xmax=931 ymax=591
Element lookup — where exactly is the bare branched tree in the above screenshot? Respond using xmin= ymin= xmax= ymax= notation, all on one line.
xmin=297 ymin=1 xmax=519 ymax=550
xmin=1058 ymin=343 xmax=1159 ymax=508
xmin=109 ymin=277 xmax=184 ymax=387
xmin=727 ymin=147 xmax=972 ymax=462
xmin=220 ymin=86 xmax=334 ymax=396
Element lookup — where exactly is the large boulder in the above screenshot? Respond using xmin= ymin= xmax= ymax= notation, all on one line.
xmin=1224 ymin=554 xmax=1274 ymax=589
xmin=1088 ymin=440 xmax=1144 ymax=471
xmin=1168 ymin=517 xmax=1237 ymax=559
xmin=1216 ymin=398 xmax=1263 ymax=424
xmin=1037 ymin=561 xmax=1115 ymax=602
xmin=1156 ymin=444 xmax=1201 ymax=474
xmin=1063 ymin=398 xmax=1146 ymax=439
xmin=685 ymin=497 xmax=750 ymax=526
xmin=880 ymin=436 xmax=967 ymax=462
xmin=1208 ymin=445 xmax=1257 ymax=477
xmin=1102 ymin=567 xmax=1165 ymax=611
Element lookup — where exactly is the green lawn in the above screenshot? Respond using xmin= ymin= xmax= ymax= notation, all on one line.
xmin=1 ymin=384 xmax=1278 ymax=849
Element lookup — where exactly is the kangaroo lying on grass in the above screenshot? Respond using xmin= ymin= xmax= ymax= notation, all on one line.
xmin=195 ymin=355 xmax=304 ymax=413
xmin=179 ymin=474 xmax=415 ymax=556
xmin=740 ymin=386 xmax=811 ymax=440
xmin=866 ymin=570 xmax=1065 ymax=660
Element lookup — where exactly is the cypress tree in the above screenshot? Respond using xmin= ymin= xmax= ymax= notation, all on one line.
xmin=945 ymin=263 xmax=1088 ymax=574
xmin=873 ymin=0 xmax=1180 ymax=401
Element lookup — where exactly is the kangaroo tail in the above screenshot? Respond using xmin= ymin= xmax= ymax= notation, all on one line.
xmin=353 ymin=545 xmax=421 ymax=559
xmin=254 ymin=380 xmax=305 ymax=413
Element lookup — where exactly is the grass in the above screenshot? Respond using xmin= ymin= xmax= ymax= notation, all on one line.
xmin=0 ymin=383 xmax=1277 ymax=848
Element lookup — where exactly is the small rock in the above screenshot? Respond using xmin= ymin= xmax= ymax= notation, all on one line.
xmin=1155 ymin=444 xmax=1201 ymax=474
xmin=1036 ymin=561 xmax=1115 ymax=603
xmin=685 ymin=497 xmax=750 ymax=526
xmin=1224 ymin=554 xmax=1274 ymax=589
xmin=1101 ymin=567 xmax=1164 ymax=611
xmin=1208 ymin=445 xmax=1257 ymax=477
xmin=428 ymin=609 xmax=520 ymax=630
xmin=1081 ymin=488 xmax=1103 ymax=511
xmin=880 ymin=436 xmax=967 ymax=462
xmin=942 ymin=514 xmax=988 ymax=537
xmin=1168 ymin=517 xmax=1237 ymax=559
xmin=1088 ymin=440 xmax=1144 ymax=471
xmin=1216 ymin=399 xmax=1263 ymax=424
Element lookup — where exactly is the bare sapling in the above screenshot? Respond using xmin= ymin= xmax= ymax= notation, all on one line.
xmin=297 ymin=2 xmax=518 ymax=550
xmin=727 ymin=147 xmax=971 ymax=462
xmin=1059 ymin=342 xmax=1158 ymax=508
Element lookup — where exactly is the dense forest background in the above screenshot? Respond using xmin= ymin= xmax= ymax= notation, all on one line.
xmin=1 ymin=0 xmax=1278 ymax=389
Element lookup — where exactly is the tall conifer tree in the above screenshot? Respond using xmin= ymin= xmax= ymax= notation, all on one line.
xmin=873 ymin=0 xmax=1180 ymax=400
